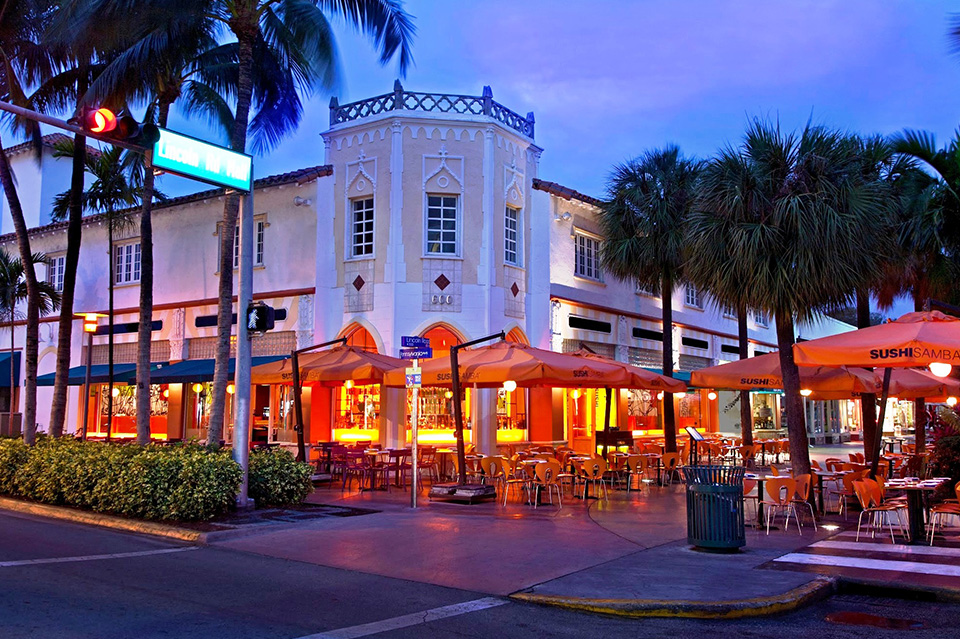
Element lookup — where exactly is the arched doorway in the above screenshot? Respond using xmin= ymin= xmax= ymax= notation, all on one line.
xmin=340 ymin=323 xmax=379 ymax=352
xmin=505 ymin=327 xmax=529 ymax=345
xmin=421 ymin=324 xmax=463 ymax=359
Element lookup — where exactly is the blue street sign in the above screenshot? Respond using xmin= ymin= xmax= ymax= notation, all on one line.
xmin=399 ymin=347 xmax=432 ymax=360
xmin=401 ymin=336 xmax=431 ymax=348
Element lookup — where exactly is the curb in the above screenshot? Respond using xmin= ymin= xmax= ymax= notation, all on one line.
xmin=510 ymin=577 xmax=836 ymax=619
xmin=0 ymin=497 xmax=206 ymax=544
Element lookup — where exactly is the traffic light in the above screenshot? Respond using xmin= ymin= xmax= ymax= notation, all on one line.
xmin=73 ymin=107 xmax=160 ymax=148
xmin=246 ymin=303 xmax=275 ymax=335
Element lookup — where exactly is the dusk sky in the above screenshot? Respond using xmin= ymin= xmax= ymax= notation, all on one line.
xmin=160 ymin=0 xmax=960 ymax=201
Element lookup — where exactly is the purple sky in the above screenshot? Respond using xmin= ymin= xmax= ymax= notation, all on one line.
xmin=171 ymin=0 xmax=960 ymax=199
xmin=131 ymin=1 xmax=960 ymax=317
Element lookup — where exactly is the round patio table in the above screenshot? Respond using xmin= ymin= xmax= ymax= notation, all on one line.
xmin=886 ymin=478 xmax=946 ymax=544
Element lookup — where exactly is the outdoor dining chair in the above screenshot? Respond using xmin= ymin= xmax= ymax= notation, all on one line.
xmin=853 ymin=479 xmax=905 ymax=543
xmin=579 ymin=457 xmax=609 ymax=501
xmin=660 ymin=453 xmax=681 ymax=486
xmin=480 ymin=456 xmax=506 ymax=492
xmin=791 ymin=473 xmax=817 ymax=531
xmin=533 ymin=461 xmax=563 ymax=509
xmin=760 ymin=477 xmax=800 ymax=535
xmin=928 ymin=481 xmax=960 ymax=545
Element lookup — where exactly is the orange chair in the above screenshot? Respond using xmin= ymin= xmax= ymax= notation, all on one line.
xmin=761 ymin=477 xmax=800 ymax=534
xmin=660 ymin=453 xmax=681 ymax=486
xmin=929 ymin=481 xmax=960 ymax=544
xmin=853 ymin=479 xmax=905 ymax=543
xmin=533 ymin=461 xmax=563 ymax=509
xmin=578 ymin=457 xmax=609 ymax=500
xmin=791 ymin=473 xmax=817 ymax=531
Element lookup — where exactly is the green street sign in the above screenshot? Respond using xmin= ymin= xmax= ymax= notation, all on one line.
xmin=152 ymin=128 xmax=252 ymax=191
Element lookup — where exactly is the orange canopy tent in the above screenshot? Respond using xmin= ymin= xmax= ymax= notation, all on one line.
xmin=793 ymin=311 xmax=960 ymax=370
xmin=793 ymin=311 xmax=960 ymax=474
xmin=381 ymin=341 xmax=686 ymax=391
xmin=689 ymin=352 xmax=880 ymax=394
xmin=809 ymin=368 xmax=960 ymax=401
xmin=250 ymin=345 xmax=405 ymax=386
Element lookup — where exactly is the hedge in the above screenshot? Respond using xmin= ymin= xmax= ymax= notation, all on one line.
xmin=0 ymin=438 xmax=311 ymax=521
xmin=248 ymin=447 xmax=313 ymax=507
xmin=929 ymin=435 xmax=960 ymax=501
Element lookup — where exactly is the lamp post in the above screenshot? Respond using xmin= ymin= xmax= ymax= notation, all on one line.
xmin=76 ymin=313 xmax=105 ymax=441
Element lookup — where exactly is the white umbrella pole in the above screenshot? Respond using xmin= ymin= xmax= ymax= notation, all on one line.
xmin=870 ymin=368 xmax=892 ymax=478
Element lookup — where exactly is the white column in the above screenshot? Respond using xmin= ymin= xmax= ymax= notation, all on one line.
xmin=474 ymin=387 xmax=498 ymax=455
xmin=381 ymin=386 xmax=405 ymax=449
xmin=479 ymin=126 xmax=496 ymax=335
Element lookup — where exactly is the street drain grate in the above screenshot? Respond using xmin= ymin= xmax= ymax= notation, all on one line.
xmin=825 ymin=611 xmax=925 ymax=630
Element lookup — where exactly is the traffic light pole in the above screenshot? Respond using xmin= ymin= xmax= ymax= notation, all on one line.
xmin=233 ymin=189 xmax=254 ymax=507
xmin=0 ymin=100 xmax=150 ymax=152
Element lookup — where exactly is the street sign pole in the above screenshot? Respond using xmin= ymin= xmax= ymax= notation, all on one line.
xmin=411 ymin=358 xmax=419 ymax=509
xmin=233 ymin=188 xmax=254 ymax=507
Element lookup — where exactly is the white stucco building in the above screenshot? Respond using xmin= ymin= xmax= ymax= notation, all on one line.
xmin=0 ymin=83 xmax=856 ymax=450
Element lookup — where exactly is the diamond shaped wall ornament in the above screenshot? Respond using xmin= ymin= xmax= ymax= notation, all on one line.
xmin=511 ymin=282 xmax=520 ymax=298
xmin=434 ymin=274 xmax=450 ymax=291
xmin=353 ymin=275 xmax=365 ymax=291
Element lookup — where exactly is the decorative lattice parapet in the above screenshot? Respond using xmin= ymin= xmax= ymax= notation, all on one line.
xmin=330 ymin=81 xmax=535 ymax=139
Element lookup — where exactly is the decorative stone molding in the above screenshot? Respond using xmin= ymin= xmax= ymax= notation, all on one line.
xmin=344 ymin=260 xmax=375 ymax=313
xmin=503 ymin=265 xmax=525 ymax=319
xmin=422 ymin=259 xmax=462 ymax=312
xmin=169 ymin=307 xmax=187 ymax=360
xmin=504 ymin=158 xmax=525 ymax=210
xmin=422 ymin=145 xmax=464 ymax=194
xmin=345 ymin=151 xmax=377 ymax=198
xmin=297 ymin=294 xmax=314 ymax=349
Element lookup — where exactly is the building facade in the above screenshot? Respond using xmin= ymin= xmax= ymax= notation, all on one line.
xmin=0 ymin=83 xmax=855 ymax=451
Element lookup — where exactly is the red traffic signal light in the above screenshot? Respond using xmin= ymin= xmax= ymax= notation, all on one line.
xmin=83 ymin=107 xmax=117 ymax=134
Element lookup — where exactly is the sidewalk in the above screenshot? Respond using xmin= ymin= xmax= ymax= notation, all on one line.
xmin=215 ymin=482 xmax=840 ymax=617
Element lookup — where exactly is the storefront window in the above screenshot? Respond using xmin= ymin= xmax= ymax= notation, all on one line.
xmin=93 ymin=383 xmax=169 ymax=439
xmin=627 ymin=389 xmax=659 ymax=433
xmin=406 ymin=386 xmax=470 ymax=445
xmin=333 ymin=383 xmax=381 ymax=443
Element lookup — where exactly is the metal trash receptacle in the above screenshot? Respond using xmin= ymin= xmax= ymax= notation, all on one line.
xmin=684 ymin=465 xmax=745 ymax=551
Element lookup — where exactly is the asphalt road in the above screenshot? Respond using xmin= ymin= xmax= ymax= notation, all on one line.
xmin=0 ymin=511 xmax=956 ymax=638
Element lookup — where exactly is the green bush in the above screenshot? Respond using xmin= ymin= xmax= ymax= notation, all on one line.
xmin=248 ymin=447 xmax=313 ymax=507
xmin=929 ymin=435 xmax=960 ymax=501
xmin=0 ymin=438 xmax=28 ymax=494
xmin=1 ymin=439 xmax=242 ymax=521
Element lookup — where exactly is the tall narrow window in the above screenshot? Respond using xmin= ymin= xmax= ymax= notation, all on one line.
xmin=114 ymin=241 xmax=141 ymax=285
xmin=754 ymin=310 xmax=769 ymax=327
xmin=227 ymin=218 xmax=265 ymax=269
xmin=48 ymin=255 xmax=65 ymax=292
xmin=351 ymin=198 xmax=375 ymax=257
xmin=685 ymin=284 xmax=702 ymax=308
xmin=504 ymin=206 xmax=520 ymax=265
xmin=574 ymin=232 xmax=601 ymax=281
xmin=722 ymin=303 xmax=736 ymax=318
xmin=425 ymin=195 xmax=458 ymax=255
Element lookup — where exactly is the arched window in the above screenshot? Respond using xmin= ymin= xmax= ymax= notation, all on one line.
xmin=505 ymin=327 xmax=529 ymax=345
xmin=342 ymin=324 xmax=378 ymax=352
xmin=421 ymin=325 xmax=462 ymax=359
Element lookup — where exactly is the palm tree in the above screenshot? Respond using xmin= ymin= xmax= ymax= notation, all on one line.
xmin=598 ymin=146 xmax=702 ymax=454
xmin=0 ymin=250 xmax=61 ymax=433
xmin=51 ymin=141 xmax=148 ymax=438
xmin=688 ymin=121 xmax=889 ymax=476
xmin=0 ymin=0 xmax=58 ymax=444
xmin=885 ymin=130 xmax=960 ymax=451
xmin=64 ymin=0 xmax=415 ymax=446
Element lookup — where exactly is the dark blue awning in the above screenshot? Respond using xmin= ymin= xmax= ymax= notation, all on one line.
xmin=0 ymin=351 xmax=21 ymax=387
xmin=36 ymin=363 xmax=164 ymax=386
xmin=147 ymin=357 xmax=285 ymax=384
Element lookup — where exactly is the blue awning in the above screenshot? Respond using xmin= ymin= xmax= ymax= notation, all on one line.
xmin=645 ymin=368 xmax=692 ymax=383
xmin=147 ymin=356 xmax=286 ymax=384
xmin=0 ymin=351 xmax=21 ymax=387
xmin=36 ymin=363 xmax=162 ymax=386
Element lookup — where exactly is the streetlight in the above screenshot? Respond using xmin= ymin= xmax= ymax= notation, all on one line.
xmin=76 ymin=312 xmax=106 ymax=441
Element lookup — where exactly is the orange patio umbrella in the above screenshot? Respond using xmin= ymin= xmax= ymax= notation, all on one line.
xmin=793 ymin=311 xmax=960 ymax=473
xmin=382 ymin=341 xmax=687 ymax=391
xmin=689 ymin=352 xmax=880 ymax=394
xmin=251 ymin=345 xmax=406 ymax=386
xmin=809 ymin=368 xmax=960 ymax=401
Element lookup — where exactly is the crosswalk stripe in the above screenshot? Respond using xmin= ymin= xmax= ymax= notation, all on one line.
xmin=774 ymin=552 xmax=960 ymax=577
xmin=811 ymin=540 xmax=960 ymax=558
xmin=0 ymin=547 xmax=196 ymax=568
xmin=296 ymin=597 xmax=507 ymax=639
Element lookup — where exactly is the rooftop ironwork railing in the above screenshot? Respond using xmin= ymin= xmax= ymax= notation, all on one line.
xmin=329 ymin=80 xmax=535 ymax=139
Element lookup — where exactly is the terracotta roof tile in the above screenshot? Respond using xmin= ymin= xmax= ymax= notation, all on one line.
xmin=531 ymin=178 xmax=603 ymax=207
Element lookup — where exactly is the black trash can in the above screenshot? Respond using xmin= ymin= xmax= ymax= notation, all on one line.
xmin=684 ymin=465 xmax=745 ymax=551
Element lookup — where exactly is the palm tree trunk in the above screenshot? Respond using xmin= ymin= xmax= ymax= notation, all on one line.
xmin=49 ymin=73 xmax=89 ymax=438
xmin=661 ymin=271 xmax=677 ymax=454
xmin=774 ymin=312 xmax=811 ymax=476
xmin=0 ymin=134 xmax=41 ymax=444
xmin=9 ymin=309 xmax=15 ymax=434
xmin=208 ymin=31 xmax=255 ymax=448
xmin=107 ymin=219 xmax=114 ymax=437
xmin=135 ymin=163 xmax=155 ymax=445
xmin=737 ymin=305 xmax=753 ymax=450
xmin=856 ymin=289 xmax=877 ymax=459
